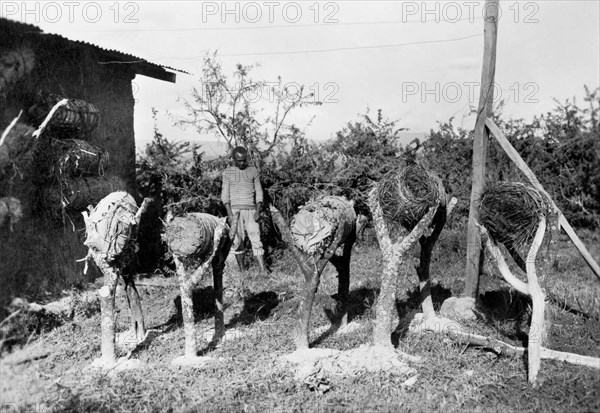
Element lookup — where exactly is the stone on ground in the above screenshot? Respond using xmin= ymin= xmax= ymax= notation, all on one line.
xmin=440 ymin=296 xmax=478 ymax=320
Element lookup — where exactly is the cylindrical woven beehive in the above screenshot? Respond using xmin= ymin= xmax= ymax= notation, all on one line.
xmin=62 ymin=175 xmax=126 ymax=210
xmin=479 ymin=182 xmax=550 ymax=248
xmin=43 ymin=175 xmax=126 ymax=214
xmin=29 ymin=94 xmax=99 ymax=135
xmin=50 ymin=139 xmax=109 ymax=177
xmin=377 ymin=165 xmax=444 ymax=234
xmin=83 ymin=191 xmax=139 ymax=264
xmin=291 ymin=195 xmax=356 ymax=255
xmin=163 ymin=213 xmax=220 ymax=265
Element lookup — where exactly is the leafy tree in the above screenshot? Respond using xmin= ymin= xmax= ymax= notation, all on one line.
xmin=418 ymin=119 xmax=473 ymax=221
xmin=261 ymin=127 xmax=336 ymax=219
xmin=136 ymin=109 xmax=224 ymax=217
xmin=323 ymin=109 xmax=409 ymax=215
xmin=418 ymin=86 xmax=600 ymax=229
xmin=493 ymin=87 xmax=600 ymax=228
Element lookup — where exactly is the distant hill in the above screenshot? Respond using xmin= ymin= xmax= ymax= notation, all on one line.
xmin=195 ymin=132 xmax=428 ymax=160
xmin=195 ymin=140 xmax=230 ymax=160
xmin=141 ymin=132 xmax=429 ymax=161
xmin=396 ymin=132 xmax=428 ymax=146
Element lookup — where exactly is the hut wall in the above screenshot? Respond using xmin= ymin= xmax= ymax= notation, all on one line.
xmin=0 ymin=26 xmax=138 ymax=307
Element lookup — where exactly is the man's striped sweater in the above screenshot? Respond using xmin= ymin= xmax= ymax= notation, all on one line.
xmin=221 ymin=166 xmax=263 ymax=209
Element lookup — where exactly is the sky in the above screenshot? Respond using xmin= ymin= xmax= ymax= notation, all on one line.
xmin=3 ymin=1 xmax=599 ymax=156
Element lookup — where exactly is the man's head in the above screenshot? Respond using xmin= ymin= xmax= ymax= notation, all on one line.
xmin=232 ymin=146 xmax=248 ymax=170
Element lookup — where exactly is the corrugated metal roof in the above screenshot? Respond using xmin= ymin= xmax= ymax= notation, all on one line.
xmin=1 ymin=18 xmax=191 ymax=82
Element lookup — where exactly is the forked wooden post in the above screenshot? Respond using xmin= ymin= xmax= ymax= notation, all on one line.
xmin=367 ymin=187 xmax=440 ymax=347
xmin=269 ymin=204 xmax=355 ymax=350
xmin=524 ymin=218 xmax=548 ymax=384
xmin=416 ymin=216 xmax=600 ymax=381
xmin=168 ymin=217 xmax=230 ymax=365
xmin=465 ymin=0 xmax=500 ymax=298
xmin=84 ymin=195 xmax=151 ymax=369
xmin=477 ymin=217 xmax=549 ymax=384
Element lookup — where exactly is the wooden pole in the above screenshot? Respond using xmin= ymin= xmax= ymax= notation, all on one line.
xmin=442 ymin=328 xmax=600 ymax=369
xmin=465 ymin=0 xmax=499 ymax=298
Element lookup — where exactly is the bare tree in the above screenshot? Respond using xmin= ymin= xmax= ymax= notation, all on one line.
xmin=179 ymin=52 xmax=320 ymax=159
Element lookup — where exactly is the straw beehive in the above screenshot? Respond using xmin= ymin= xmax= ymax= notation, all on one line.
xmin=376 ymin=165 xmax=444 ymax=236
xmin=163 ymin=213 xmax=221 ymax=267
xmin=479 ymin=181 xmax=550 ymax=248
xmin=291 ymin=195 xmax=356 ymax=255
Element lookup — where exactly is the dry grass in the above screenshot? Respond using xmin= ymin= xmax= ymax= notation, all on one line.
xmin=1 ymin=227 xmax=599 ymax=412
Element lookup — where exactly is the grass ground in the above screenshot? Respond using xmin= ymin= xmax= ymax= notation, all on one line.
xmin=1 ymin=227 xmax=599 ymax=412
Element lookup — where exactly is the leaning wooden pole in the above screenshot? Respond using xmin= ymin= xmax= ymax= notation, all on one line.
xmin=465 ymin=0 xmax=499 ymax=298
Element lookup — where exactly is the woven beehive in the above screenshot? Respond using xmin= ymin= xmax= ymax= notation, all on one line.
xmin=163 ymin=213 xmax=222 ymax=266
xmin=83 ymin=192 xmax=140 ymax=265
xmin=50 ymin=139 xmax=109 ymax=177
xmin=291 ymin=195 xmax=356 ymax=255
xmin=43 ymin=175 xmax=126 ymax=215
xmin=479 ymin=182 xmax=550 ymax=248
xmin=376 ymin=165 xmax=444 ymax=235
xmin=29 ymin=94 xmax=99 ymax=135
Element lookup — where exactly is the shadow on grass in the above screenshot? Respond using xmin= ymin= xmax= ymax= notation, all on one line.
xmin=395 ymin=283 xmax=453 ymax=317
xmin=150 ymin=287 xmax=226 ymax=336
xmin=169 ymin=286 xmax=220 ymax=324
xmin=150 ymin=289 xmax=281 ymax=356
xmin=392 ymin=283 xmax=453 ymax=345
xmin=196 ymin=291 xmax=280 ymax=356
xmin=390 ymin=286 xmax=532 ymax=348
xmin=477 ymin=288 xmax=531 ymax=344
xmin=310 ymin=287 xmax=380 ymax=347
xmin=226 ymin=291 xmax=280 ymax=326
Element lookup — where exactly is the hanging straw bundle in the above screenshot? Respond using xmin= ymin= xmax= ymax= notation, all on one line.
xmin=163 ymin=213 xmax=220 ymax=266
xmin=479 ymin=182 xmax=550 ymax=249
xmin=50 ymin=139 xmax=109 ymax=177
xmin=291 ymin=195 xmax=356 ymax=255
xmin=29 ymin=94 xmax=99 ymax=135
xmin=376 ymin=165 xmax=444 ymax=234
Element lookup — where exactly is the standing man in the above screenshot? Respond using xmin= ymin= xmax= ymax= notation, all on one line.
xmin=221 ymin=146 xmax=267 ymax=274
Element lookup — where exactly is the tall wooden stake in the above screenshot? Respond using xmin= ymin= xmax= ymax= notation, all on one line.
xmin=465 ymin=0 xmax=499 ymax=298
